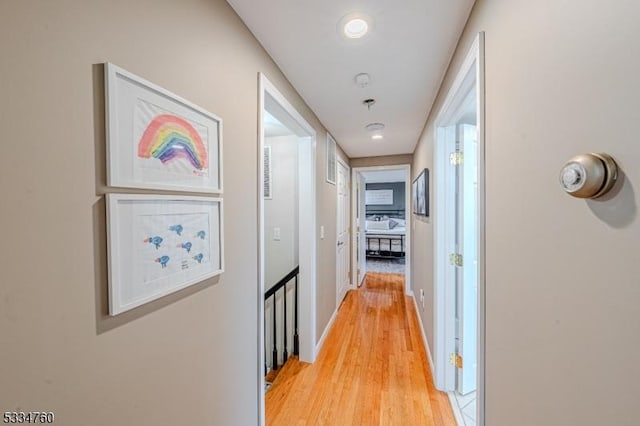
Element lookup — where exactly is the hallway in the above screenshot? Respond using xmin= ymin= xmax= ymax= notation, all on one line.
xmin=265 ymin=273 xmax=455 ymax=425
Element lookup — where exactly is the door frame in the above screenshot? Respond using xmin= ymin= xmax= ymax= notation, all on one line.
xmin=258 ymin=73 xmax=317 ymax=426
xmin=336 ymin=156 xmax=351 ymax=306
xmin=350 ymin=164 xmax=412 ymax=294
xmin=433 ymin=32 xmax=485 ymax=425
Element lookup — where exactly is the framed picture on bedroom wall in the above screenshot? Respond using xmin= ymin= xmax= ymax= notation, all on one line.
xmin=105 ymin=63 xmax=223 ymax=193
xmin=413 ymin=168 xmax=429 ymax=217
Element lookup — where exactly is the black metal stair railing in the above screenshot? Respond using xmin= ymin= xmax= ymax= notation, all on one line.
xmin=264 ymin=266 xmax=299 ymax=374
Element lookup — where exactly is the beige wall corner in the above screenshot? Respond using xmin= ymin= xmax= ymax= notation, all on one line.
xmin=351 ymin=154 xmax=413 ymax=168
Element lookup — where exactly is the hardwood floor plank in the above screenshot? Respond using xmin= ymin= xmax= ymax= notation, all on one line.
xmin=265 ymin=272 xmax=455 ymax=425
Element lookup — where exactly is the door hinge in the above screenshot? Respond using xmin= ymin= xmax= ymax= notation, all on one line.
xmin=449 ymin=353 xmax=463 ymax=369
xmin=450 ymin=152 xmax=463 ymax=165
xmin=449 ymin=253 xmax=463 ymax=267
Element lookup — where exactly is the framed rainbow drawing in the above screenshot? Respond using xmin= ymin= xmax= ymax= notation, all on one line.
xmin=105 ymin=63 xmax=223 ymax=193
xmin=106 ymin=194 xmax=224 ymax=315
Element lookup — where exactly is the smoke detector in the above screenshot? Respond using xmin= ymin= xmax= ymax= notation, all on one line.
xmin=365 ymin=123 xmax=385 ymax=132
xmin=355 ymin=73 xmax=371 ymax=88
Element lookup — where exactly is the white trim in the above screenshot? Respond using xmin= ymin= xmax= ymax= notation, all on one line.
xmin=315 ymin=304 xmax=339 ymax=356
xmin=433 ymin=32 xmax=486 ymax=426
xmin=477 ymin=32 xmax=487 ymax=426
xmin=412 ymin=292 xmax=463 ymax=425
xmin=258 ymin=73 xmax=317 ymax=426
xmin=448 ymin=392 xmax=466 ymax=426
xmin=410 ymin=293 xmax=435 ymax=374
xmin=336 ymin=156 xmax=352 ymax=308
xmin=350 ymin=164 xmax=412 ymax=295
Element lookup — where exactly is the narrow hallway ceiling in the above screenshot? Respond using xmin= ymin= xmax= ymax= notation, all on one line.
xmin=227 ymin=0 xmax=475 ymax=158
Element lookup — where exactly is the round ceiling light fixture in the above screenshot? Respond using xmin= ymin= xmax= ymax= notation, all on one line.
xmin=365 ymin=122 xmax=385 ymax=140
xmin=344 ymin=18 xmax=368 ymax=38
xmin=338 ymin=13 xmax=373 ymax=40
xmin=365 ymin=123 xmax=385 ymax=132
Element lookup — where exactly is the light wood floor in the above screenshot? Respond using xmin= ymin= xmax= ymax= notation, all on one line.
xmin=265 ymin=272 xmax=456 ymax=426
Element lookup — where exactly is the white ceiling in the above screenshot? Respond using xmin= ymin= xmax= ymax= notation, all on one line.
xmin=227 ymin=0 xmax=475 ymax=158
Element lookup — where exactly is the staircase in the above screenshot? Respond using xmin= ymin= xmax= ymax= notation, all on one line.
xmin=264 ymin=266 xmax=299 ymax=390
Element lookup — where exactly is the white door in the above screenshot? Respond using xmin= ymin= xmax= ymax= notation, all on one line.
xmin=336 ymin=160 xmax=350 ymax=305
xmin=456 ymin=123 xmax=479 ymax=395
xmin=357 ymin=173 xmax=367 ymax=285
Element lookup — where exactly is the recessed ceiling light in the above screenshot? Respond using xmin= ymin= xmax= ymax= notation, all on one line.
xmin=337 ymin=13 xmax=373 ymax=40
xmin=344 ymin=18 xmax=368 ymax=38
xmin=372 ymin=134 xmax=384 ymax=140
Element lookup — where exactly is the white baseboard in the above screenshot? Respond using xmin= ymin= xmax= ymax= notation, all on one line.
xmin=315 ymin=302 xmax=339 ymax=357
xmin=448 ymin=391 xmax=465 ymax=426
xmin=410 ymin=294 xmax=435 ymax=376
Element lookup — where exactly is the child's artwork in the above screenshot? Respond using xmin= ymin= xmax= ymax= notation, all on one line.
xmin=137 ymin=212 xmax=211 ymax=285
xmin=107 ymin=194 xmax=224 ymax=315
xmin=136 ymin=100 xmax=209 ymax=177
xmin=105 ymin=63 xmax=222 ymax=193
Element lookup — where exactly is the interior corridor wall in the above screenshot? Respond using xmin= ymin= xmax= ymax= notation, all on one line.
xmin=315 ymin=146 xmax=351 ymax=343
xmin=264 ymin=135 xmax=299 ymax=288
xmin=351 ymin=154 xmax=413 ymax=168
xmin=411 ymin=0 xmax=640 ymax=425
xmin=0 ymin=0 xmax=345 ymax=424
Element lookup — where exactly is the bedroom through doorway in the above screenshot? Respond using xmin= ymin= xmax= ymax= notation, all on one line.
xmin=351 ymin=165 xmax=411 ymax=292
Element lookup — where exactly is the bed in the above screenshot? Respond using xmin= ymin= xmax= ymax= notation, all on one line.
xmin=365 ymin=210 xmax=406 ymax=259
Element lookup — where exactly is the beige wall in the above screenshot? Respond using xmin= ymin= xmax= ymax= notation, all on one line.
xmin=315 ymin=143 xmax=350 ymax=340
xmin=0 ymin=0 xmax=343 ymax=424
xmin=264 ymin=135 xmax=299 ymax=288
xmin=351 ymin=154 xmax=413 ymax=168
xmin=411 ymin=0 xmax=640 ymax=425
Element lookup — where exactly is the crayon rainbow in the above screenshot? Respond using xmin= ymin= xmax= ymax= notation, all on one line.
xmin=138 ymin=114 xmax=208 ymax=171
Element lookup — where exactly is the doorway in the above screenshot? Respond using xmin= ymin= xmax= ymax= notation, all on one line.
xmin=434 ymin=33 xmax=485 ymax=426
xmin=351 ymin=165 xmax=412 ymax=294
xmin=258 ymin=74 xmax=317 ymax=426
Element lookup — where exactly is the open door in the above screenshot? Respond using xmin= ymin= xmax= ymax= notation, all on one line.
xmin=456 ymin=123 xmax=478 ymax=395
xmin=434 ymin=33 xmax=485 ymax=426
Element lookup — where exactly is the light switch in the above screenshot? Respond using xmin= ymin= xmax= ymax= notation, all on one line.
xmin=320 ymin=226 xmax=325 ymax=239
xmin=273 ymin=227 xmax=281 ymax=241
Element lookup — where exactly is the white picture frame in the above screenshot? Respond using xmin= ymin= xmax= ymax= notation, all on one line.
xmin=365 ymin=189 xmax=394 ymax=205
xmin=105 ymin=63 xmax=223 ymax=193
xmin=106 ymin=194 xmax=224 ymax=315
xmin=326 ymin=133 xmax=337 ymax=185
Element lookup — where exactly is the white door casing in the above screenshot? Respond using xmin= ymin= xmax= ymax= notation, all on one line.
xmin=433 ymin=32 xmax=485 ymax=426
xmin=336 ymin=159 xmax=350 ymax=305
xmin=350 ymin=164 xmax=412 ymax=295
xmin=357 ymin=172 xmax=367 ymax=286
xmin=258 ymin=73 xmax=317 ymax=426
